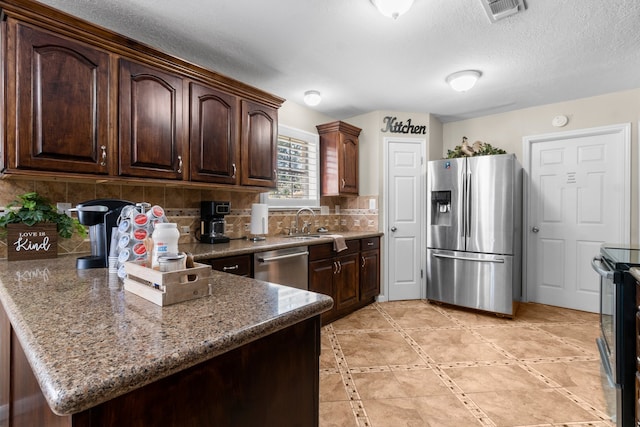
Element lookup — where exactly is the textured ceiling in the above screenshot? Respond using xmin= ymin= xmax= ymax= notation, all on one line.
xmin=35 ymin=0 xmax=640 ymax=122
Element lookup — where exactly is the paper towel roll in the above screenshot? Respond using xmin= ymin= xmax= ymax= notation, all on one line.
xmin=250 ymin=203 xmax=269 ymax=235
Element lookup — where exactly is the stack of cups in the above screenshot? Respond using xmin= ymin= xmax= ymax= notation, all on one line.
xmin=108 ymin=226 xmax=119 ymax=274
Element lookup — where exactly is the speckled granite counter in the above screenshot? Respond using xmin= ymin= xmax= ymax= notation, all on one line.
xmin=0 ymin=255 xmax=333 ymax=416
xmin=183 ymin=231 xmax=384 ymax=261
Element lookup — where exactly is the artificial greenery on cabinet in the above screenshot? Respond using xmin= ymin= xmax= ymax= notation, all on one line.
xmin=446 ymin=136 xmax=507 ymax=159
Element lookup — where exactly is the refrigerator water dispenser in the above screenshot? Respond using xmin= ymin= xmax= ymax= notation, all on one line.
xmin=430 ymin=191 xmax=451 ymax=226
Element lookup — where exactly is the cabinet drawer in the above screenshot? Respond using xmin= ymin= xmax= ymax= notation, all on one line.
xmin=360 ymin=237 xmax=380 ymax=251
xmin=205 ymin=255 xmax=252 ymax=277
xmin=309 ymin=240 xmax=359 ymax=261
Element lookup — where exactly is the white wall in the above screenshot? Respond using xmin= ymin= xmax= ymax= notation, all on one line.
xmin=348 ymin=111 xmax=437 ymax=193
xmin=443 ymin=88 xmax=640 ymax=159
xmin=278 ymin=101 xmax=334 ymax=135
xmin=443 ymin=88 xmax=640 ymax=243
xmin=342 ymin=111 xmax=382 ymax=197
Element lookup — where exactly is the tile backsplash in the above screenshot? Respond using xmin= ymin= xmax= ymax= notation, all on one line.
xmin=0 ymin=179 xmax=379 ymax=259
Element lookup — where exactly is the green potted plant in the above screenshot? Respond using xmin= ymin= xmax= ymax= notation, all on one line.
xmin=0 ymin=192 xmax=86 ymax=260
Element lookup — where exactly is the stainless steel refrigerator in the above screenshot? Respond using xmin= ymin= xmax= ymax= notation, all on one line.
xmin=426 ymin=153 xmax=522 ymax=316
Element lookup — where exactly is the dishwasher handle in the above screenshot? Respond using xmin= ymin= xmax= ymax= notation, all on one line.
xmin=257 ymin=251 xmax=309 ymax=263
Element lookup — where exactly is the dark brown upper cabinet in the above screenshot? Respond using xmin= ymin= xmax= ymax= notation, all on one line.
xmin=0 ymin=0 xmax=284 ymax=187
xmin=240 ymin=100 xmax=278 ymax=188
xmin=8 ymin=22 xmax=111 ymax=174
xmin=316 ymin=121 xmax=361 ymax=196
xmin=119 ymin=59 xmax=185 ymax=180
xmin=189 ymin=82 xmax=239 ymax=184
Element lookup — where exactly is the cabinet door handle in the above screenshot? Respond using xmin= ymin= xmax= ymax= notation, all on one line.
xmin=337 ymin=260 xmax=342 ymax=274
xmin=333 ymin=261 xmax=338 ymax=274
xmin=232 ymin=163 xmax=237 ymax=179
xmin=274 ymin=169 xmax=278 ymax=182
xmin=341 ymin=178 xmax=345 ymax=188
xmin=222 ymin=265 xmax=239 ymax=271
xmin=100 ymin=145 xmax=107 ymax=167
xmin=177 ymin=155 xmax=183 ymax=174
xmin=361 ymin=256 xmax=366 ymax=268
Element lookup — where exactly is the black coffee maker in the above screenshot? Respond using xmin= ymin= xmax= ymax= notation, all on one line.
xmin=199 ymin=201 xmax=230 ymax=244
xmin=73 ymin=199 xmax=133 ymax=269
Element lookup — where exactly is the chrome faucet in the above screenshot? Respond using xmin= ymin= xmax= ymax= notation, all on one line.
xmin=295 ymin=207 xmax=316 ymax=234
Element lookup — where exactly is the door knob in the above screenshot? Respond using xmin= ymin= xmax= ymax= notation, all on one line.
xmin=532 ymin=226 xmax=540 ymax=233
xmin=390 ymin=226 xmax=397 ymax=232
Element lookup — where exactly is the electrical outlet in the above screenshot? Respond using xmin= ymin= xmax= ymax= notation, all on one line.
xmin=180 ymin=226 xmax=191 ymax=235
xmin=57 ymin=203 xmax=72 ymax=216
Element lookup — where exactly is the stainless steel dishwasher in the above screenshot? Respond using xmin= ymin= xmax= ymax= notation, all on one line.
xmin=253 ymin=246 xmax=309 ymax=290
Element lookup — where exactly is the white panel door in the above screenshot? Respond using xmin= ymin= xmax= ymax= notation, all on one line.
xmin=526 ymin=124 xmax=629 ymax=312
xmin=386 ymin=139 xmax=424 ymax=300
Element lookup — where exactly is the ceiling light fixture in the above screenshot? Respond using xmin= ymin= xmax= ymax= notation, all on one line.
xmin=446 ymin=70 xmax=482 ymax=92
xmin=370 ymin=0 xmax=414 ymax=20
xmin=303 ymin=90 xmax=322 ymax=106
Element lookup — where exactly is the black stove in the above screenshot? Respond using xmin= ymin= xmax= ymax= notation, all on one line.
xmin=593 ymin=244 xmax=638 ymax=426
xmin=601 ymin=245 xmax=640 ymax=270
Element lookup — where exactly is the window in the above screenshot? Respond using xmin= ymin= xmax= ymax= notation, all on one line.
xmin=262 ymin=125 xmax=319 ymax=208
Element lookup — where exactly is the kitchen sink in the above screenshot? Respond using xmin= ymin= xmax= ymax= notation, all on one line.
xmin=285 ymin=234 xmax=324 ymax=240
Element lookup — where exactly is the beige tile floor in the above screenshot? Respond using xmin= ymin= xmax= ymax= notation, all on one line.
xmin=319 ymin=300 xmax=614 ymax=427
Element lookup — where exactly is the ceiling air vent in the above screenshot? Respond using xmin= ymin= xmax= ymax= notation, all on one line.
xmin=480 ymin=0 xmax=526 ymax=22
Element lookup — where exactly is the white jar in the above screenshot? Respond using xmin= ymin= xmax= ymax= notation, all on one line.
xmin=151 ymin=223 xmax=180 ymax=269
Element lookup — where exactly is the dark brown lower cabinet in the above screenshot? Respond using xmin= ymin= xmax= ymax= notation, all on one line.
xmin=308 ymin=257 xmax=337 ymax=323
xmin=309 ymin=237 xmax=380 ymax=324
xmin=360 ymin=237 xmax=381 ymax=302
xmin=0 ymin=302 xmax=320 ymax=427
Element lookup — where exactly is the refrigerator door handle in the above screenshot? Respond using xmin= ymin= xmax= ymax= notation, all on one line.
xmin=461 ymin=170 xmax=467 ymax=238
xmin=466 ymin=172 xmax=472 ymax=238
xmin=433 ymin=253 xmax=505 ymax=263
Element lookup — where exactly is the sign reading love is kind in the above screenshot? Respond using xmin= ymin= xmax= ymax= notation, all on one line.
xmin=7 ymin=223 xmax=58 ymax=261
xmin=380 ymin=116 xmax=427 ymax=135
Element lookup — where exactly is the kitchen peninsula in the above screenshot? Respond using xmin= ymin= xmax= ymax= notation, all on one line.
xmin=0 ymin=254 xmax=332 ymax=426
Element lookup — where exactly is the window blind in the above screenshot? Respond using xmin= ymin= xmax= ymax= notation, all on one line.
xmin=270 ymin=134 xmax=317 ymax=200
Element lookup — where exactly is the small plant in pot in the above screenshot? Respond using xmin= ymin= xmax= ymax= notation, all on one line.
xmin=0 ymin=192 xmax=86 ymax=260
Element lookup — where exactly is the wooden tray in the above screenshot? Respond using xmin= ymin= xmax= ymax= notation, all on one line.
xmin=123 ymin=261 xmax=212 ymax=306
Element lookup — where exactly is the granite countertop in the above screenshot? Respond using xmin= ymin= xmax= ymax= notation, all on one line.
xmin=184 ymin=230 xmax=384 ymax=261
xmin=0 ymin=255 xmax=333 ymax=416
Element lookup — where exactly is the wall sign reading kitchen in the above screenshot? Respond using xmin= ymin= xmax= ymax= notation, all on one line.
xmin=380 ymin=116 xmax=427 ymax=135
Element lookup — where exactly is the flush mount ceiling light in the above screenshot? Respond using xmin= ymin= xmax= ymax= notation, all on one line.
xmin=370 ymin=0 xmax=415 ymax=19
xmin=446 ymin=70 xmax=482 ymax=92
xmin=303 ymin=90 xmax=322 ymax=106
